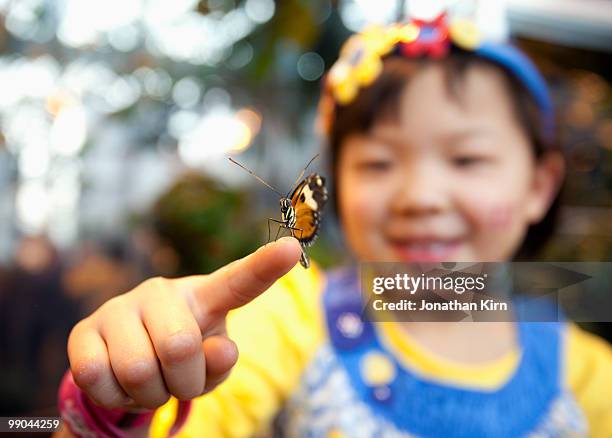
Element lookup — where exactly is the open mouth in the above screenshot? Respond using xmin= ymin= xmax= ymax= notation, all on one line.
xmin=388 ymin=238 xmax=463 ymax=262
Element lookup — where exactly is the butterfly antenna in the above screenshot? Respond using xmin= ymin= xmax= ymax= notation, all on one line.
xmin=287 ymin=154 xmax=320 ymax=197
xmin=228 ymin=157 xmax=284 ymax=197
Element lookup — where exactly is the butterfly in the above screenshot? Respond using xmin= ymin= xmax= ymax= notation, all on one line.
xmin=229 ymin=154 xmax=328 ymax=268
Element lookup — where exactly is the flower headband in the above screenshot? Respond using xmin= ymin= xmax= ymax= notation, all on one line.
xmin=318 ymin=13 xmax=554 ymax=140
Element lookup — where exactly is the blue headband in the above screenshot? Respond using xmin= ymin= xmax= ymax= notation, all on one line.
xmin=474 ymin=42 xmax=555 ymax=141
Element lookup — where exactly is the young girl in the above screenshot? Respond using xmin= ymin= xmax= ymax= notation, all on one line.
xmin=58 ymin=14 xmax=612 ymax=438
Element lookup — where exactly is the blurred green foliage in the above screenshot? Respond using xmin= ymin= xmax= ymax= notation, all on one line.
xmin=152 ymin=172 xmax=261 ymax=275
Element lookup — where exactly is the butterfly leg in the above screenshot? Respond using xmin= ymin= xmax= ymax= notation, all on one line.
xmin=286 ymin=226 xmax=305 ymax=242
xmin=267 ymin=218 xmax=287 ymax=244
xmin=274 ymin=224 xmax=286 ymax=242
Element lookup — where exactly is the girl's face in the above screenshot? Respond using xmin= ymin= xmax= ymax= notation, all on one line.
xmin=337 ymin=63 xmax=562 ymax=262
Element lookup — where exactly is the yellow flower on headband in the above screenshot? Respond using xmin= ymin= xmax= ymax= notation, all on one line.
xmin=449 ymin=18 xmax=481 ymax=50
xmin=327 ymin=24 xmax=419 ymax=105
xmin=387 ymin=22 xmax=420 ymax=45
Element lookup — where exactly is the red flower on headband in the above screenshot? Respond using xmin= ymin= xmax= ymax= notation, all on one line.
xmin=399 ymin=13 xmax=450 ymax=59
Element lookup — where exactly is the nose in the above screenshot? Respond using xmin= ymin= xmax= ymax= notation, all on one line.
xmin=390 ymin=162 xmax=449 ymax=216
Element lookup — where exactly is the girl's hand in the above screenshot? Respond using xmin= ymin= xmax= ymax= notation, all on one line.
xmin=67 ymin=237 xmax=302 ymax=410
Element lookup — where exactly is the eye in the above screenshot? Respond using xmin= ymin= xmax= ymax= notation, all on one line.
xmin=452 ymin=155 xmax=486 ymax=168
xmin=358 ymin=159 xmax=393 ymax=172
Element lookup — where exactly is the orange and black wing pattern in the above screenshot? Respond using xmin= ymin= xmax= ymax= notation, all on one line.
xmin=290 ymin=173 xmax=328 ymax=247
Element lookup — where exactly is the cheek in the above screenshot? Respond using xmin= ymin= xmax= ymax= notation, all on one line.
xmin=472 ymin=201 xmax=515 ymax=230
xmin=456 ymin=188 xmax=526 ymax=232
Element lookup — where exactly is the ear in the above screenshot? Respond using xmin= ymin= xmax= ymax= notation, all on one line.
xmin=525 ymin=152 xmax=565 ymax=224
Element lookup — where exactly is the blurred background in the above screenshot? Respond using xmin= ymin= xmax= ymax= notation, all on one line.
xmin=0 ymin=0 xmax=610 ymax=422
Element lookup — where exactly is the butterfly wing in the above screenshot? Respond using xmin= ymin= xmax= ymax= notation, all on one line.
xmin=290 ymin=173 xmax=328 ymax=248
